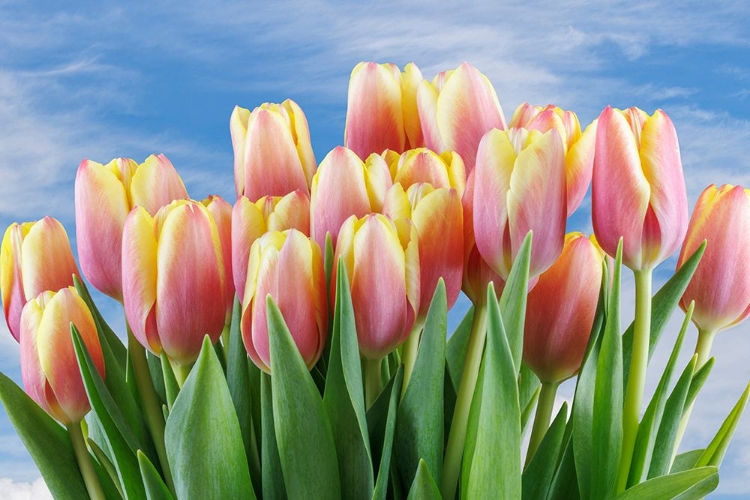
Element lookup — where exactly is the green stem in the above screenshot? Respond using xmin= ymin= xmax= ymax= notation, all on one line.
xmin=525 ymin=381 xmax=559 ymax=468
xmin=617 ymin=268 xmax=652 ymax=493
xmin=401 ymin=318 xmax=425 ymax=392
xmin=221 ymin=322 xmax=231 ymax=363
xmin=170 ymin=359 xmax=193 ymax=388
xmin=127 ymin=325 xmax=176 ymax=495
xmin=440 ymin=305 xmax=488 ymax=500
xmin=68 ymin=420 xmax=106 ymax=500
xmin=364 ymin=357 xmax=383 ymax=409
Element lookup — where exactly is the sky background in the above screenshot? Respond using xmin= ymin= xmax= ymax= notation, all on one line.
xmin=1 ymin=1 xmax=749 ymax=498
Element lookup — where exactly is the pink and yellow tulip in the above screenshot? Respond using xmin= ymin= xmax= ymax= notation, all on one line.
xmin=202 ymin=195 xmax=234 ymax=322
xmin=389 ymin=148 xmax=465 ymax=196
xmin=122 ymin=200 xmax=227 ymax=366
xmin=241 ymin=230 xmax=326 ymax=372
xmin=1 ymin=217 xmax=79 ymax=342
xmin=75 ymin=155 xmax=189 ymax=301
xmin=230 ymin=100 xmax=316 ymax=201
xmin=592 ymin=106 xmax=688 ymax=271
xmin=20 ymin=287 xmax=104 ymax=424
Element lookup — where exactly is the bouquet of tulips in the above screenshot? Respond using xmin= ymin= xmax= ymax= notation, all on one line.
xmin=1 ymin=61 xmax=748 ymax=500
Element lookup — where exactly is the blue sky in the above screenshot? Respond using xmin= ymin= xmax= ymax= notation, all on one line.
xmin=1 ymin=1 xmax=749 ymax=498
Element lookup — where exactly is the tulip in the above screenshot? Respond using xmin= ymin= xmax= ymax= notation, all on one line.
xmin=20 ymin=287 xmax=104 ymax=424
xmin=1 ymin=217 xmax=79 ymax=342
xmin=202 ymin=195 xmax=234 ymax=322
xmin=75 ymin=155 xmax=189 ymax=301
xmin=592 ymin=106 xmax=688 ymax=271
xmin=417 ymin=62 xmax=506 ymax=171
xmin=472 ymin=127 xmax=566 ymax=281
xmin=310 ymin=147 xmax=392 ymax=249
xmin=122 ymin=200 xmax=226 ymax=367
xmin=344 ymin=62 xmax=424 ymax=159
xmin=230 ymin=100 xmax=316 ymax=200
xmin=389 ymin=148 xmax=465 ymax=196
xmin=232 ymin=191 xmax=310 ymax=303
xmin=509 ymin=103 xmax=597 ymax=216
xmin=241 ymin=230 xmax=326 ymax=373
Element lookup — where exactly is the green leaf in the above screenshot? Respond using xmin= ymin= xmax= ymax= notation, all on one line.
xmin=407 ymin=459 xmax=442 ymax=500
xmin=267 ymin=297 xmax=341 ymax=499
xmin=499 ymin=231 xmax=532 ymax=372
xmin=261 ymin=372 xmax=286 ymax=500
xmin=670 ymin=449 xmax=704 ymax=474
xmin=695 ymin=382 xmax=750 ymax=468
xmin=137 ymin=451 xmax=175 ymax=500
xmin=159 ymin=353 xmax=179 ymax=411
xmin=73 ymin=275 xmax=127 ymax=370
xmin=465 ymin=283 xmax=521 ymax=498
xmin=519 ymin=365 xmax=541 ymax=434
xmin=446 ymin=305 xmax=475 ymax=391
xmin=0 ymin=371 xmax=90 ymax=499
xmin=612 ymin=466 xmax=718 ymax=500
xmin=165 ymin=336 xmax=255 ymax=499
xmin=460 ymin=341 xmax=486 ymax=499
xmin=87 ymin=438 xmax=125 ymax=499
xmin=394 ymin=280 xmax=447 ymax=491
xmin=147 ymin=352 xmax=167 ymax=404
xmin=369 ymin=368 xmax=403 ymax=500
xmin=323 ymin=260 xmax=374 ymax=499
xmin=684 ymin=357 xmax=714 ymax=411
xmin=523 ymin=403 xmax=569 ymax=500
xmin=547 ymin=435 xmax=580 ymax=500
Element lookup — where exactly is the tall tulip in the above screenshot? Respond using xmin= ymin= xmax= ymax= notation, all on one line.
xmin=75 ymin=155 xmax=189 ymax=301
xmin=1 ymin=217 xmax=79 ymax=342
xmin=230 ymin=100 xmax=316 ymax=200
xmin=241 ymin=230 xmax=326 ymax=373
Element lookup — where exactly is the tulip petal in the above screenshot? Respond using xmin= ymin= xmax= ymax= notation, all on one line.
xmin=1 ymin=224 xmax=27 ymax=341
xmin=21 ymin=218 xmax=78 ymax=301
xmin=231 ymin=106 xmax=252 ymax=197
xmin=232 ymin=197 xmax=266 ymax=304
xmin=401 ymin=63 xmax=425 ymax=150
xmin=19 ymin=296 xmax=53 ymax=417
xmin=394 ymin=149 xmax=452 ymax=190
xmin=565 ymin=119 xmax=597 ymax=216
xmin=131 ymin=154 xmax=189 ymax=215
xmin=282 ymin=99 xmax=318 ymax=186
xmin=416 ymin=80 xmax=445 ymax=153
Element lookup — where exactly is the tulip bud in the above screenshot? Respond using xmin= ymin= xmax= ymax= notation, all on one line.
xmin=523 ymin=233 xmax=603 ymax=384
xmin=1 ymin=218 xmax=79 ymax=342
xmin=332 ymin=214 xmax=420 ymax=359
xmin=230 ymin=100 xmax=316 ymax=201
xmin=417 ymin=62 xmax=506 ymax=171
xmin=473 ymin=127 xmax=566 ymax=281
xmin=20 ymin=287 xmax=104 ymax=424
xmin=122 ymin=200 xmax=226 ymax=366
xmin=241 ymin=230 xmax=326 ymax=372
xmin=75 ymin=155 xmax=189 ymax=301
xmin=389 ymin=148 xmax=466 ymax=197
xmin=592 ymin=106 xmax=688 ymax=271
xmin=510 ymin=103 xmax=597 ymax=216
xmin=232 ymin=191 xmax=310 ymax=303
xmin=678 ymin=184 xmax=750 ymax=333
xmin=202 ymin=195 xmax=234 ymax=322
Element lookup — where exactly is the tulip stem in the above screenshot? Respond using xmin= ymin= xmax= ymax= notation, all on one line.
xmin=525 ymin=381 xmax=559 ymax=468
xmin=364 ymin=357 xmax=383 ymax=409
xmin=127 ymin=325 xmax=176 ymax=495
xmin=401 ymin=319 xmax=425 ymax=392
xmin=170 ymin=360 xmax=193 ymax=388
xmin=617 ymin=268 xmax=652 ymax=493
xmin=68 ymin=420 xmax=106 ymax=500
xmin=441 ymin=304 xmax=488 ymax=500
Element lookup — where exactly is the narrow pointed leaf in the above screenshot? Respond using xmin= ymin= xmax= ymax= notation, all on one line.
xmin=695 ymin=382 xmax=750 ymax=468
xmin=684 ymin=358 xmax=714 ymax=411
xmin=261 ymin=373 xmax=286 ymax=500
xmin=159 ymin=353 xmax=179 ymax=410
xmin=74 ymin=274 xmax=127 ymax=369
xmin=499 ymin=231 xmax=532 ymax=371
xmin=368 ymin=368 xmax=404 ymax=500
xmin=547 ymin=435 xmax=580 ymax=500
xmin=137 ymin=451 xmax=175 ymax=500
xmin=612 ymin=467 xmax=718 ymax=500
xmin=670 ymin=449 xmax=704 ymax=474
xmin=446 ymin=305 xmax=474 ymax=391
xmin=88 ymin=438 xmax=125 ymax=499
xmin=407 ymin=459 xmax=442 ymax=500
xmin=523 ymin=403 xmax=569 ymax=500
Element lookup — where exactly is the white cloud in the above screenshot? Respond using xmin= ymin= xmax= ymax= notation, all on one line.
xmin=0 ymin=478 xmax=51 ymax=500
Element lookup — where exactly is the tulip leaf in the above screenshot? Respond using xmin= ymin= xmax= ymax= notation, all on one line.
xmin=611 ymin=466 xmax=718 ymax=500
xmin=460 ymin=340 xmax=486 ymax=499
xmin=446 ymin=305 xmax=474 ymax=391
xmin=0 ymin=370 xmax=91 ymax=499
xmin=367 ymin=368 xmax=403 ymax=500
xmin=323 ymin=260 xmax=374 ymax=499
xmin=266 ymin=297 xmax=341 ymax=499
xmin=547 ymin=435 xmax=580 ymax=500
xmin=523 ymin=402 xmax=569 ymax=500
xmin=72 ymin=326 xmax=147 ymax=500
xmin=695 ymin=382 xmax=750 ymax=469
xmin=158 ymin=353 xmax=178 ymax=411
xmin=521 ymin=384 xmax=541 ymax=437
xmin=519 ymin=364 xmax=541 ymax=433
xmin=165 ymin=336 xmax=255 ymax=499
xmin=499 ymin=231 xmax=532 ymax=372
xmin=394 ymin=280 xmax=447 ymax=492
xmin=684 ymin=357 xmax=714 ymax=411
xmin=73 ymin=275 xmax=127 ymax=370
xmin=137 ymin=451 xmax=175 ymax=500
xmin=407 ymin=459 xmax=442 ymax=500
xmin=670 ymin=449 xmax=705 ymax=474
xmin=260 ymin=373 xmax=286 ymax=500
xmin=87 ymin=437 xmax=125 ymax=499
xmin=465 ymin=283 xmax=521 ymax=498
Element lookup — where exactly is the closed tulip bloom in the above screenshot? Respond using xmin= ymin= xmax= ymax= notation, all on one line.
xmin=241 ymin=230 xmax=326 ymax=372
xmin=232 ymin=191 xmax=310 ymax=303
xmin=310 ymin=147 xmax=392 ymax=249
xmin=510 ymin=103 xmax=597 ymax=217
xmin=389 ymin=148 xmax=466 ymax=197
xmin=592 ymin=106 xmax=688 ymax=271
xmin=122 ymin=200 xmax=226 ymax=366
xmin=202 ymin=195 xmax=234 ymax=321
xmin=1 ymin=218 xmax=79 ymax=342
xmin=678 ymin=184 xmax=750 ymax=333
xmin=75 ymin=155 xmax=189 ymax=301
xmin=417 ymin=62 xmax=506 ymax=171
xmin=473 ymin=127 xmax=566 ymax=281
xmin=332 ymin=214 xmax=420 ymax=359
xmin=230 ymin=100 xmax=316 ymax=200
xmin=524 ymin=233 xmax=603 ymax=384
xmin=20 ymin=287 xmax=104 ymax=424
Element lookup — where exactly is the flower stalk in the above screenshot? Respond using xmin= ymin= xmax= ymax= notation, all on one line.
xmin=68 ymin=420 xmax=105 ymax=500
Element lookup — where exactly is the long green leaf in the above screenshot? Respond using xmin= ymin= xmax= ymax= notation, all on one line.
xmin=87 ymin=438 xmax=124 ymax=500
xmin=670 ymin=449 xmax=704 ymax=474
xmin=523 ymin=403 xmax=569 ymax=500
xmin=407 ymin=459 xmax=442 ymax=500
xmin=612 ymin=466 xmax=717 ymax=500
xmin=684 ymin=358 xmax=714 ymax=411
xmin=519 ymin=364 xmax=541 ymax=434
xmin=261 ymin=372 xmax=286 ymax=500
xmin=499 ymin=231 xmax=532 ymax=372
xmin=73 ymin=275 xmax=127 ymax=370
xmin=446 ymin=305 xmax=474 ymax=391
xmin=547 ymin=435 xmax=580 ymax=500
xmin=695 ymin=382 xmax=750 ymax=468
xmin=369 ymin=368 xmax=403 ymax=500
xmin=137 ymin=451 xmax=175 ymax=500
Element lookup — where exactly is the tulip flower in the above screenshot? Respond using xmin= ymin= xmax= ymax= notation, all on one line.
xmin=202 ymin=195 xmax=234 ymax=322
xmin=417 ymin=62 xmax=506 ymax=171
xmin=310 ymin=147 xmax=392 ymax=249
xmin=232 ymin=191 xmax=310 ymax=303
xmin=472 ymin=127 xmax=566 ymax=281
xmin=20 ymin=287 xmax=104 ymax=424
xmin=75 ymin=155 xmax=189 ymax=301
xmin=344 ymin=62 xmax=424 ymax=159
xmin=230 ymin=100 xmax=316 ymax=200
xmin=389 ymin=148 xmax=465 ymax=197
xmin=122 ymin=200 xmax=227 ymax=367
xmin=509 ymin=103 xmax=597 ymax=217
xmin=241 ymin=230 xmax=326 ymax=373
xmin=1 ymin=217 xmax=79 ymax=342
xmin=592 ymin=106 xmax=688 ymax=271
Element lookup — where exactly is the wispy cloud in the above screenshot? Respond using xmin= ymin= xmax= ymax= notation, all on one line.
xmin=0 ymin=478 xmax=51 ymax=500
